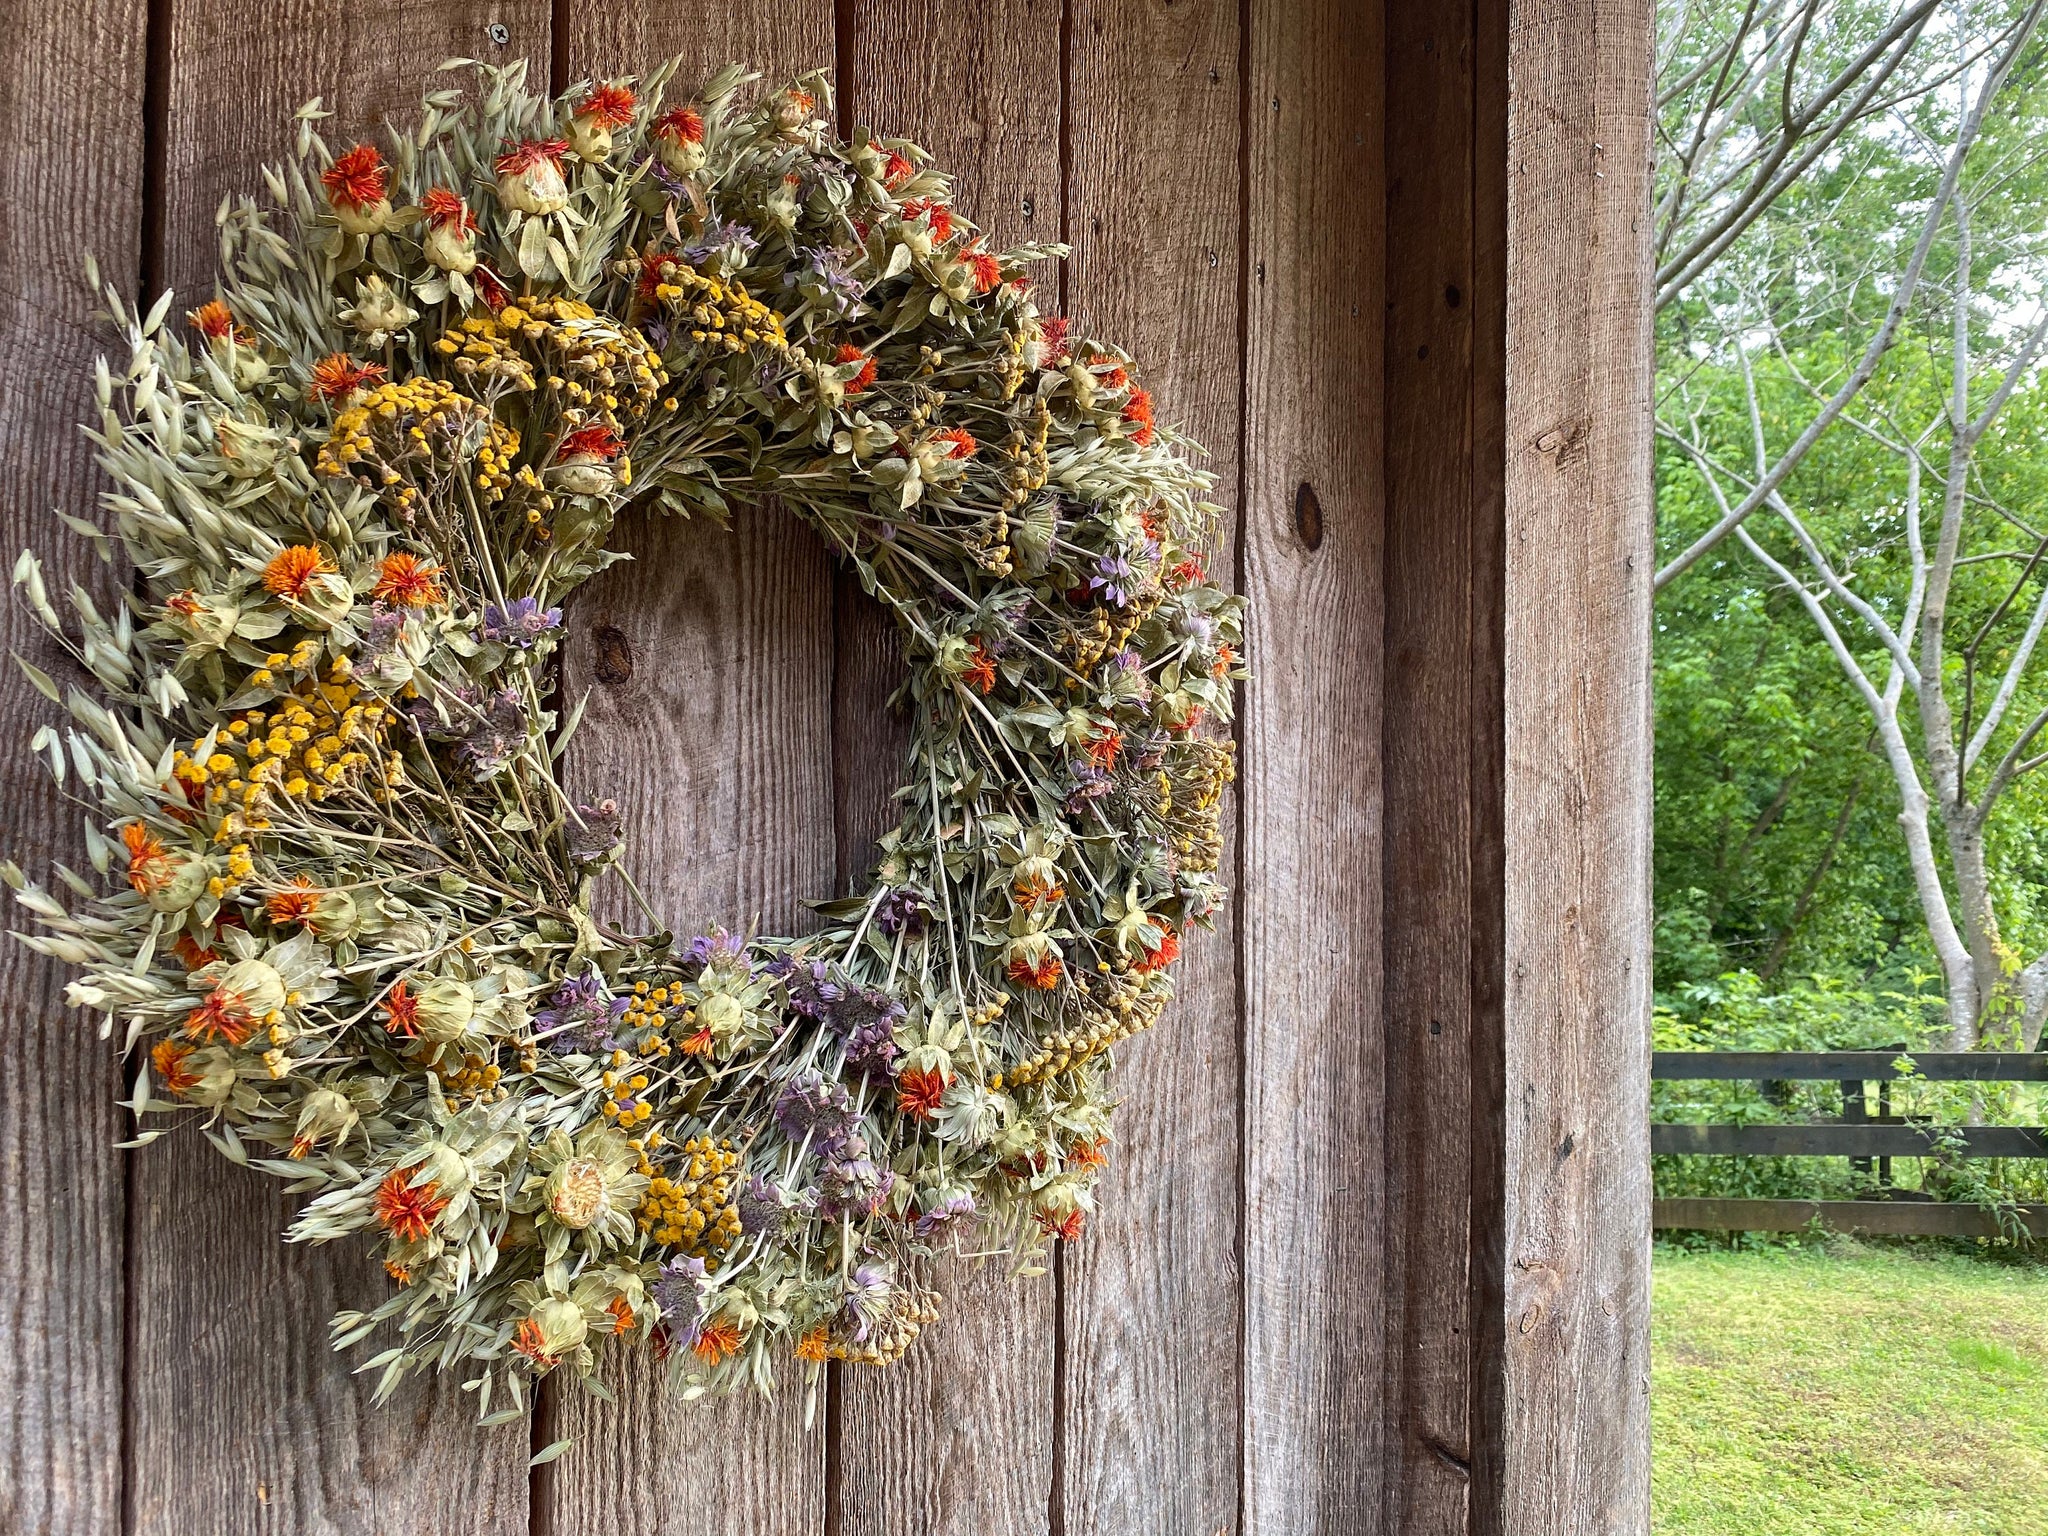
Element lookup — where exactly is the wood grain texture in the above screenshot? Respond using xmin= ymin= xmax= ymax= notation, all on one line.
xmin=1380 ymin=2 xmax=1480 ymax=1530
xmin=125 ymin=7 xmax=550 ymax=1533
xmin=0 ymin=7 xmax=146 ymax=1536
xmin=1239 ymin=0 xmax=1388 ymax=1530
xmin=1498 ymin=0 xmax=1654 ymax=1528
xmin=1059 ymin=3 xmax=1244 ymax=1533
xmin=545 ymin=10 xmax=837 ymax=1536
xmin=833 ymin=6 xmax=1060 ymax=1533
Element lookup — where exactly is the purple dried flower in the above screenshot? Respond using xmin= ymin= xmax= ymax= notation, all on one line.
xmin=736 ymin=1174 xmax=798 ymax=1238
xmin=775 ymin=1070 xmax=859 ymax=1153
xmin=653 ymin=1253 xmax=708 ymax=1341
xmin=358 ymin=603 xmax=408 ymax=659
xmin=875 ymin=887 xmax=927 ymax=937
xmin=843 ymin=1263 xmax=894 ymax=1341
xmin=844 ymin=1017 xmax=899 ymax=1083
xmin=684 ymin=217 xmax=760 ymax=266
xmin=1088 ymin=553 xmax=1136 ymax=608
xmin=482 ymin=595 xmax=562 ymax=648
xmin=1064 ymin=764 xmax=1115 ymax=815
xmin=565 ymin=798 xmax=624 ymax=865
xmin=817 ymin=1151 xmax=892 ymax=1221
xmin=914 ymin=1190 xmax=977 ymax=1237
xmin=534 ymin=969 xmax=630 ymax=1054
xmin=788 ymin=244 xmax=867 ymax=314
xmin=456 ymin=687 xmax=527 ymax=777
xmin=683 ymin=926 xmax=752 ymax=977
xmin=783 ymin=959 xmax=845 ymax=1024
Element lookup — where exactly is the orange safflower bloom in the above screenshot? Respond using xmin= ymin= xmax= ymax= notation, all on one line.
xmin=371 ymin=552 xmax=445 ymax=607
xmin=322 ymin=144 xmax=389 ymax=211
xmin=901 ymin=198 xmax=954 ymax=240
xmin=1006 ymin=950 xmax=1063 ymax=991
xmin=1067 ymin=1137 xmax=1110 ymax=1171
xmin=1013 ymin=870 xmax=1065 ymax=905
xmin=1122 ymin=386 xmax=1156 ymax=447
xmin=962 ymin=638 xmax=997 ymax=695
xmin=1036 ymin=1207 xmax=1086 ymax=1242
xmin=121 ymin=821 xmax=175 ymax=895
xmin=933 ymin=427 xmax=977 ymax=460
xmin=1038 ymin=316 xmax=1072 ymax=366
xmin=795 ymin=1326 xmax=833 ymax=1363
xmin=964 ymin=248 xmax=1002 ymax=294
xmin=1213 ymin=643 xmax=1237 ymax=678
xmin=1130 ymin=922 xmax=1180 ymax=974
xmin=308 ymin=352 xmax=387 ymax=403
xmin=607 ymin=1295 xmax=637 ymax=1334
xmin=680 ymin=1024 xmax=716 ymax=1057
xmin=183 ymin=992 xmax=256 ymax=1047
xmin=1086 ymin=730 xmax=1122 ymax=770
xmin=511 ymin=1318 xmax=559 ymax=1366
xmin=896 ymin=1066 xmax=949 ymax=1120
xmin=834 ymin=344 xmax=876 ymax=395
xmin=382 ymin=981 xmax=421 ymax=1039
xmin=262 ymin=545 xmax=335 ymax=600
xmin=558 ymin=423 xmax=624 ymax=461
xmin=494 ymin=139 xmax=569 ymax=177
xmin=691 ymin=1318 xmax=743 ymax=1365
xmin=373 ymin=1165 xmax=449 ymax=1242
xmin=576 ymin=83 xmax=637 ymax=127
xmin=475 ymin=268 xmax=510 ymax=313
xmin=150 ymin=1038 xmax=202 ymax=1097
xmin=420 ymin=186 xmax=477 ymax=233
xmin=187 ymin=299 xmax=244 ymax=345
xmin=264 ymin=878 xmax=320 ymax=927
xmin=882 ymin=150 xmax=914 ymax=189
xmin=654 ymin=105 xmax=705 ymax=144
xmin=170 ymin=932 xmax=220 ymax=972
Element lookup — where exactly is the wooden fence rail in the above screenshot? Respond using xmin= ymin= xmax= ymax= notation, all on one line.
xmin=1652 ymin=1049 xmax=2048 ymax=1238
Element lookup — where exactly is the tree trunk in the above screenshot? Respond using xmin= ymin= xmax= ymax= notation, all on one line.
xmin=1944 ymin=811 xmax=2010 ymax=1046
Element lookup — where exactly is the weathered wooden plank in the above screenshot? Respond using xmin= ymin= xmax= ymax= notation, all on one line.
xmin=1466 ymin=0 xmax=1511 ymax=1518
xmin=1380 ymin=0 xmax=1483 ymax=1529
xmin=1240 ymin=0 xmax=1388 ymax=1530
xmin=545 ymin=10 xmax=837 ymax=1536
xmin=832 ymin=6 xmax=1060 ymax=1533
xmin=0 ymin=6 xmax=146 ymax=1536
xmin=1498 ymin=0 xmax=1654 ymax=1529
xmin=125 ymin=7 xmax=550 ymax=1533
xmin=1651 ymin=1051 xmax=2048 ymax=1082
xmin=1653 ymin=1197 xmax=2048 ymax=1239
xmin=1651 ymin=1123 xmax=2048 ymax=1158
xmin=1058 ymin=3 xmax=1244 ymax=1533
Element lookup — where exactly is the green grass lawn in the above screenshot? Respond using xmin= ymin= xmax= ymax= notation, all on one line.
xmin=1655 ymin=1243 xmax=2048 ymax=1533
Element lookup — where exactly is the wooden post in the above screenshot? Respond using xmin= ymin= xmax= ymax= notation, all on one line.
xmin=1497 ymin=0 xmax=1656 ymax=1532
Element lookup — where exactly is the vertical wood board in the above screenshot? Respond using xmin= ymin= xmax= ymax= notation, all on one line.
xmin=0 ymin=6 xmax=147 ymax=1536
xmin=1499 ymin=0 xmax=1654 ymax=1528
xmin=1380 ymin=1 xmax=1480 ymax=1530
xmin=1060 ymin=1 xmax=1246 ymax=1532
xmin=833 ymin=5 xmax=1061 ymax=1532
xmin=125 ymin=6 xmax=550 ymax=1532
xmin=1239 ymin=0 xmax=1389 ymax=1531
xmin=546 ymin=8 xmax=837 ymax=1536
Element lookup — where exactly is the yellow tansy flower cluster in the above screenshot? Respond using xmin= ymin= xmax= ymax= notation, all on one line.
xmin=435 ymin=297 xmax=669 ymax=425
xmin=630 ymin=257 xmax=790 ymax=360
xmin=315 ymin=377 xmax=524 ymax=508
xmin=173 ymin=667 xmax=396 ymax=820
xmin=636 ymin=1135 xmax=743 ymax=1260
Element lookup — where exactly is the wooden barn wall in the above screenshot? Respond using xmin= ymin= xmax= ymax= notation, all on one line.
xmin=0 ymin=0 xmax=1653 ymax=1533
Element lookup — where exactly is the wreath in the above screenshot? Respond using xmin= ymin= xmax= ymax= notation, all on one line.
xmin=6 ymin=58 xmax=1242 ymax=1420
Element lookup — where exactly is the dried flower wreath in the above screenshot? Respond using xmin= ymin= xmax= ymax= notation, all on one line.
xmin=6 ymin=58 xmax=1242 ymax=1423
